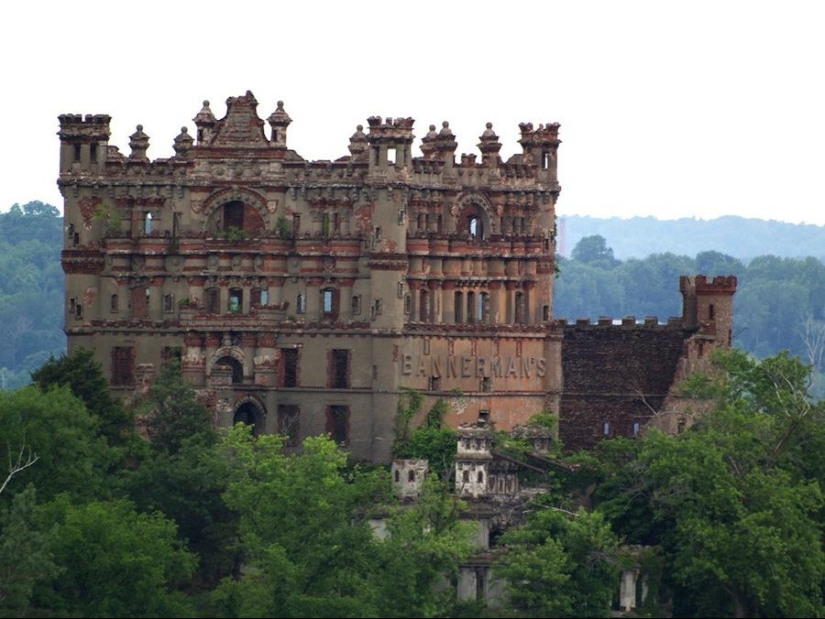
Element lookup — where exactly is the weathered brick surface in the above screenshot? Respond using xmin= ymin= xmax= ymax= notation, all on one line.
xmin=560 ymin=325 xmax=688 ymax=451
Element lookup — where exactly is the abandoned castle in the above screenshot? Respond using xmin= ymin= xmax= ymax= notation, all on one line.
xmin=58 ymin=91 xmax=736 ymax=462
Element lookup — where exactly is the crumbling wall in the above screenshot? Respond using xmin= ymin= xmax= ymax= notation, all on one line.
xmin=560 ymin=320 xmax=688 ymax=451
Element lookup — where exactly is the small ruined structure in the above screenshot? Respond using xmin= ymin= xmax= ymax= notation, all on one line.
xmin=391 ymin=458 xmax=429 ymax=500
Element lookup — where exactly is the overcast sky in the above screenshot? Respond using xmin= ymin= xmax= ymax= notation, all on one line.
xmin=3 ymin=1 xmax=824 ymax=225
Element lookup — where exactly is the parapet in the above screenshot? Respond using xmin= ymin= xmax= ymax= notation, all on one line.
xmin=680 ymin=275 xmax=738 ymax=296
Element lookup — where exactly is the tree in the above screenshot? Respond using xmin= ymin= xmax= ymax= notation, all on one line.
xmin=369 ymin=479 xmax=474 ymax=617
xmin=32 ymin=348 xmax=133 ymax=449
xmin=123 ymin=358 xmax=237 ymax=586
xmin=497 ymin=506 xmax=622 ymax=617
xmin=594 ymin=351 xmax=825 ymax=618
xmin=0 ymin=386 xmax=116 ymax=503
xmin=142 ymin=359 xmax=217 ymax=456
xmin=216 ymin=428 xmax=385 ymax=617
xmin=0 ymin=487 xmax=60 ymax=617
xmin=570 ymin=235 xmax=620 ymax=269
xmin=33 ymin=496 xmax=196 ymax=618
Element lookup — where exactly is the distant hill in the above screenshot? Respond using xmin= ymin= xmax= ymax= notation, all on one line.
xmin=558 ymin=215 xmax=825 ymax=262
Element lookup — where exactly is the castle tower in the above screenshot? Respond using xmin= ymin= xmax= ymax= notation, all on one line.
xmin=57 ymin=113 xmax=111 ymax=174
xmin=680 ymin=275 xmax=738 ymax=347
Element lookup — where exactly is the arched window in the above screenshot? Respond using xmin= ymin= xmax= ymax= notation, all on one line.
xmin=408 ymin=470 xmax=416 ymax=482
xmin=144 ymin=212 xmax=153 ymax=235
xmin=215 ymin=356 xmax=243 ymax=385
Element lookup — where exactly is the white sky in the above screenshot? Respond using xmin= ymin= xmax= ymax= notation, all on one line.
xmin=2 ymin=1 xmax=824 ymax=224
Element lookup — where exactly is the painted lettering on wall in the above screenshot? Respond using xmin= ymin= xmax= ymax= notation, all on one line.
xmin=401 ymin=354 xmax=547 ymax=379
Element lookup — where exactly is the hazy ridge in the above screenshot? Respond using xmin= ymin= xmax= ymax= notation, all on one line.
xmin=558 ymin=215 xmax=825 ymax=261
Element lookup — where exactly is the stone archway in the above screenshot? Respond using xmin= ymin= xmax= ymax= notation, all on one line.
xmin=233 ymin=396 xmax=265 ymax=436
xmin=202 ymin=187 xmax=268 ymax=236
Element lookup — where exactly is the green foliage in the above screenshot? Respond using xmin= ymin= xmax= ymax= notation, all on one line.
xmin=0 ymin=386 xmax=116 ymax=503
xmin=394 ymin=395 xmax=457 ymax=482
xmin=395 ymin=426 xmax=457 ymax=483
xmin=571 ymin=234 xmax=620 ymax=269
xmin=218 ymin=427 xmax=387 ymax=617
xmin=497 ymin=507 xmax=622 ymax=617
xmin=275 ymin=215 xmax=292 ymax=239
xmin=370 ymin=479 xmax=474 ymax=618
xmin=143 ymin=359 xmax=217 ymax=455
xmin=32 ymin=348 xmax=134 ymax=449
xmin=33 ymin=496 xmax=196 ymax=618
xmin=92 ymin=200 xmax=123 ymax=232
xmin=396 ymin=387 xmax=425 ymax=442
xmin=0 ymin=487 xmax=60 ymax=617
xmin=220 ymin=226 xmax=249 ymax=241
xmin=593 ymin=351 xmax=825 ymax=617
xmin=0 ymin=202 xmax=65 ymax=384
xmin=217 ymin=426 xmax=473 ymax=617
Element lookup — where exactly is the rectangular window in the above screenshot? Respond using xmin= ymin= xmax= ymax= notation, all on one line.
xmin=322 ymin=288 xmax=338 ymax=317
xmin=110 ymin=293 xmax=119 ymax=312
xmin=278 ymin=404 xmax=300 ymax=446
xmin=281 ymin=348 xmax=299 ymax=388
xmin=229 ymin=289 xmax=242 ymax=313
xmin=251 ymin=288 xmax=262 ymax=306
xmin=329 ymin=349 xmax=351 ymax=389
xmin=296 ymin=293 xmax=306 ymax=314
xmin=131 ymin=287 xmax=147 ymax=319
xmin=111 ymin=346 xmax=135 ymax=386
xmin=206 ymin=288 xmax=219 ymax=314
xmin=351 ymin=294 xmax=361 ymax=316
xmin=73 ymin=143 xmax=81 ymax=162
xmin=163 ymin=293 xmax=174 ymax=313
xmin=326 ymin=405 xmax=350 ymax=445
xmin=90 ymin=142 xmax=98 ymax=163
xmin=292 ymin=214 xmax=301 ymax=237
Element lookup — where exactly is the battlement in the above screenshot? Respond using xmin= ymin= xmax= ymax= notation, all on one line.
xmin=518 ymin=121 xmax=562 ymax=144
xmin=60 ymin=91 xmax=560 ymax=177
xmin=57 ymin=114 xmax=111 ymax=140
xmin=557 ymin=316 xmax=684 ymax=330
xmin=681 ymin=274 xmax=738 ymax=295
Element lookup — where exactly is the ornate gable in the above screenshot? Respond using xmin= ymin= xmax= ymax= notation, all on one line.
xmin=209 ymin=90 xmax=269 ymax=147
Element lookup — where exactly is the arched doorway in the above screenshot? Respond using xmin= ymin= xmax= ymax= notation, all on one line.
xmin=233 ymin=399 xmax=264 ymax=436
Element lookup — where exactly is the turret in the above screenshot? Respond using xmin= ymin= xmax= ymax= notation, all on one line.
xmin=366 ymin=116 xmax=415 ymax=170
xmin=266 ymin=100 xmax=292 ymax=149
xmin=57 ymin=113 xmax=111 ymax=173
xmin=680 ymin=275 xmax=738 ymax=346
xmin=518 ymin=122 xmax=561 ymax=184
